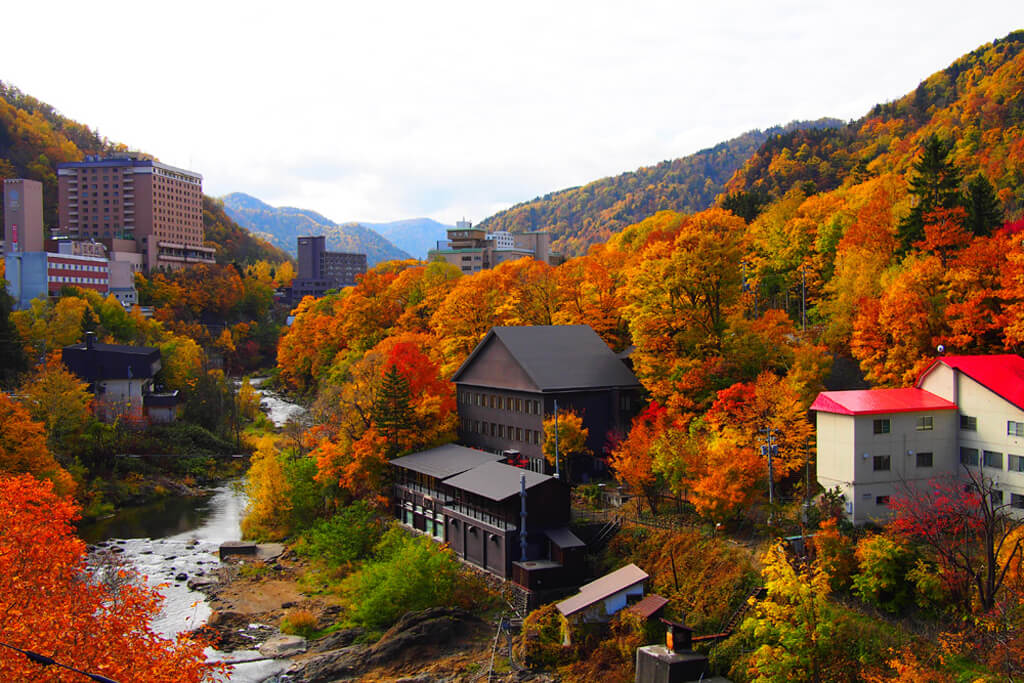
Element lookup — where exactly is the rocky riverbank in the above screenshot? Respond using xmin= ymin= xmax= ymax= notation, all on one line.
xmin=195 ymin=543 xmax=558 ymax=682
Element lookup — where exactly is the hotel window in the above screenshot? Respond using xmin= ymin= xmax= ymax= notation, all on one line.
xmin=916 ymin=452 xmax=933 ymax=468
xmin=516 ymin=427 xmax=523 ymax=441
xmin=1009 ymin=421 xmax=1024 ymax=437
xmin=873 ymin=419 xmax=890 ymax=434
xmin=876 ymin=495 xmax=890 ymax=506
xmin=533 ymin=430 xmax=540 ymax=445
xmin=1009 ymin=455 xmax=1024 ymax=472
xmin=498 ymin=425 xmax=504 ymax=438
xmin=961 ymin=415 xmax=978 ymax=431
xmin=983 ymin=451 xmax=1003 ymax=470
xmin=960 ymin=447 xmax=980 ymax=467
xmin=516 ymin=399 xmax=522 ymax=412
xmin=873 ymin=455 xmax=891 ymax=471
xmin=916 ymin=416 xmax=933 ymax=431
xmin=1012 ymin=493 xmax=1024 ymax=510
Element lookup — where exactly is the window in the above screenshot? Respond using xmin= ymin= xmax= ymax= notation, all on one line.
xmin=516 ymin=427 xmax=523 ymax=441
xmin=1009 ymin=421 xmax=1024 ymax=437
xmin=497 ymin=425 xmax=504 ymax=438
xmin=516 ymin=398 xmax=522 ymax=412
xmin=916 ymin=416 xmax=933 ymax=431
xmin=876 ymin=495 xmax=890 ymax=506
xmin=1012 ymin=493 xmax=1024 ymax=510
xmin=873 ymin=455 xmax=891 ymax=471
xmin=960 ymin=447 xmax=980 ymax=467
xmin=496 ymin=396 xmax=503 ymax=410
xmin=916 ymin=452 xmax=933 ymax=468
xmin=1009 ymin=454 xmax=1024 ymax=472
xmin=991 ymin=490 xmax=1005 ymax=505
xmin=488 ymin=395 xmax=495 ymax=409
xmin=873 ymin=419 xmax=890 ymax=434
xmin=984 ymin=450 xmax=1003 ymax=469
xmin=961 ymin=415 xmax=978 ymax=431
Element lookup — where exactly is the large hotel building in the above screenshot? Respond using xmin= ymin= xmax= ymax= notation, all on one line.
xmin=57 ymin=155 xmax=215 ymax=272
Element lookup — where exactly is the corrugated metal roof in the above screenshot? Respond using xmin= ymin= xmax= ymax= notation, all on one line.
xmin=390 ymin=444 xmax=502 ymax=480
xmin=556 ymin=563 xmax=648 ymax=617
xmin=451 ymin=325 xmax=640 ymax=391
xmin=627 ymin=594 xmax=669 ymax=619
xmin=809 ymin=388 xmax=957 ymax=415
xmin=545 ymin=527 xmax=585 ymax=549
xmin=918 ymin=355 xmax=1024 ymax=411
xmin=442 ymin=460 xmax=554 ymax=501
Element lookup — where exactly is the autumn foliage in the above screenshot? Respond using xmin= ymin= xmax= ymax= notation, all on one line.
xmin=0 ymin=474 xmax=225 ymax=682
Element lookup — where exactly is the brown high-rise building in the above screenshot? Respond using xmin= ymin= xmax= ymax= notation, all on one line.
xmin=57 ymin=155 xmax=215 ymax=272
xmin=3 ymin=178 xmax=45 ymax=257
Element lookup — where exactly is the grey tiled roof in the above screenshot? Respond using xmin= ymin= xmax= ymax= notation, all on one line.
xmin=452 ymin=325 xmax=640 ymax=391
xmin=442 ymin=460 xmax=555 ymax=501
xmin=390 ymin=444 xmax=502 ymax=480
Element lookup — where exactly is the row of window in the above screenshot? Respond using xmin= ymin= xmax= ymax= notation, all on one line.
xmin=959 ymin=448 xmax=1024 ymax=471
xmin=460 ymin=391 xmax=542 ymax=416
xmin=462 ymin=418 xmax=542 ymax=445
xmin=872 ymin=452 xmax=933 ymax=471
xmin=52 ymin=263 xmax=105 ymax=272
xmin=872 ymin=491 xmax=1024 ymax=509
xmin=49 ymin=275 xmax=105 ymax=285
xmin=874 ymin=416 xmax=1024 ymax=437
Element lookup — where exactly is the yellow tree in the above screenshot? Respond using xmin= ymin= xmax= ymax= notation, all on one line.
xmin=542 ymin=409 xmax=589 ymax=482
xmin=17 ymin=354 xmax=93 ymax=456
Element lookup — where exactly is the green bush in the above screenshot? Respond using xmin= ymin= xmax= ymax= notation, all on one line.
xmin=339 ymin=525 xmax=464 ymax=629
xmin=298 ymin=501 xmax=383 ymax=568
xmin=852 ymin=534 xmax=917 ymax=613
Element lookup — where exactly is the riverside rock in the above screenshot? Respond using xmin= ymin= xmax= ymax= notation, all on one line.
xmin=259 ymin=634 xmax=307 ymax=658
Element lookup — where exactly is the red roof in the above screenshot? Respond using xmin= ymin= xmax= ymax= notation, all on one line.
xmin=627 ymin=594 xmax=669 ymax=619
xmin=917 ymin=355 xmax=1024 ymax=411
xmin=810 ymin=388 xmax=957 ymax=416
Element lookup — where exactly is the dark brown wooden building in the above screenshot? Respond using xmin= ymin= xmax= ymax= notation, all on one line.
xmin=451 ymin=325 xmax=642 ymax=475
xmin=391 ymin=443 xmax=584 ymax=588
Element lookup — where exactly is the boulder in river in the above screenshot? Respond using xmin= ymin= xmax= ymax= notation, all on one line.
xmin=259 ymin=634 xmax=308 ymax=658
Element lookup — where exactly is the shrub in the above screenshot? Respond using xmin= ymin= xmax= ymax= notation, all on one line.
xmin=298 ymin=500 xmax=383 ymax=568
xmin=852 ymin=534 xmax=917 ymax=613
xmin=280 ymin=608 xmax=318 ymax=638
xmin=339 ymin=525 xmax=468 ymax=630
xmin=516 ymin=603 xmax=574 ymax=669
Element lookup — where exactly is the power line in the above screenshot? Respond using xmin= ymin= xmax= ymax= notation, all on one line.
xmin=0 ymin=641 xmax=122 ymax=683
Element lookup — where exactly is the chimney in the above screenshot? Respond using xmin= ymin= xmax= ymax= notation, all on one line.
xmin=85 ymin=331 xmax=96 ymax=350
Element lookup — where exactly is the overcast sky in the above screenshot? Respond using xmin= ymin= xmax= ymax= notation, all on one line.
xmin=2 ymin=2 xmax=1022 ymax=225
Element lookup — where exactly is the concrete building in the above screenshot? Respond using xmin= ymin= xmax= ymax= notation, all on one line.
xmin=452 ymin=325 xmax=642 ymax=475
xmin=3 ymin=178 xmax=44 ymax=257
xmin=57 ymin=155 xmax=215 ymax=272
xmin=290 ymin=235 xmax=367 ymax=300
xmin=6 ymin=250 xmax=110 ymax=309
xmin=429 ymin=220 xmax=560 ymax=273
xmin=813 ymin=355 xmax=1024 ymax=524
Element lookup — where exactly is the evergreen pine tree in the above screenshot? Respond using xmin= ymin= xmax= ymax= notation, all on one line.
xmin=897 ymin=134 xmax=964 ymax=251
xmin=372 ymin=364 xmax=413 ymax=457
xmin=0 ymin=284 xmax=28 ymax=389
xmin=964 ymin=172 xmax=1004 ymax=236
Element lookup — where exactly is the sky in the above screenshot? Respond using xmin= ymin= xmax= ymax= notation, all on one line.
xmin=2 ymin=2 xmax=1023 ymax=226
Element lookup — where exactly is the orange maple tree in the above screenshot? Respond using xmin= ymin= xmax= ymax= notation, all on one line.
xmin=0 ymin=473 xmax=226 ymax=682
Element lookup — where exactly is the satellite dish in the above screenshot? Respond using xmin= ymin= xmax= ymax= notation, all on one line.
xmin=937 ymin=344 xmax=945 ymax=354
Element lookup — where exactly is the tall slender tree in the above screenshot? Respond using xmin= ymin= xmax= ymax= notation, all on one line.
xmin=372 ymin=363 xmax=413 ymax=457
xmin=898 ymin=135 xmax=963 ymax=251
xmin=964 ymin=172 xmax=1004 ymax=236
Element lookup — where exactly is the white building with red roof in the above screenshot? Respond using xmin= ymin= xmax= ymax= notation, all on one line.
xmin=812 ymin=355 xmax=1024 ymax=524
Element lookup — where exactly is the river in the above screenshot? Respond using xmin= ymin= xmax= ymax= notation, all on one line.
xmin=80 ymin=379 xmax=306 ymax=682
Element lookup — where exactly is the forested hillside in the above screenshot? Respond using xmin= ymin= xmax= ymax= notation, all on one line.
xmin=476 ymin=118 xmax=842 ymax=256
xmin=0 ymin=82 xmax=286 ymax=265
xmin=222 ymin=192 xmax=411 ymax=265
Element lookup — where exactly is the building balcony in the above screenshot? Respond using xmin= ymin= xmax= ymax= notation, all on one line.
xmin=443 ymin=502 xmax=516 ymax=531
xmin=396 ymin=481 xmax=449 ymax=502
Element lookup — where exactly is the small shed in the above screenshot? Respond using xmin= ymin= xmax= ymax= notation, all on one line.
xmin=556 ymin=563 xmax=648 ymax=626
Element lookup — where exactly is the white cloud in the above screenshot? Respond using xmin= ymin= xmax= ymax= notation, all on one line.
xmin=2 ymin=1 xmax=1022 ymax=224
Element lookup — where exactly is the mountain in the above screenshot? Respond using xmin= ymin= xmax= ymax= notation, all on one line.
xmin=0 ymin=82 xmax=287 ymax=265
xmin=221 ymin=193 xmax=413 ymax=265
xmin=476 ymin=118 xmax=844 ymax=257
xmin=361 ymin=218 xmax=451 ymax=260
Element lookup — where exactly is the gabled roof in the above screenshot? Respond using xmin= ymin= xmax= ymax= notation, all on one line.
xmin=390 ymin=444 xmax=503 ymax=480
xmin=556 ymin=563 xmax=648 ymax=617
xmin=442 ymin=460 xmax=556 ymax=501
xmin=810 ymin=388 xmax=957 ymax=416
xmin=627 ymin=594 xmax=669 ymax=619
xmin=451 ymin=325 xmax=640 ymax=392
xmin=918 ymin=355 xmax=1024 ymax=411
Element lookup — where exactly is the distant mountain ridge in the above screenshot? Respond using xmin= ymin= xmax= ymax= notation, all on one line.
xmin=221 ymin=193 xmax=450 ymax=264
xmin=477 ymin=118 xmax=845 ymax=256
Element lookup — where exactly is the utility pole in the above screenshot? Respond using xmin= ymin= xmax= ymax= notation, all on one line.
xmin=801 ymin=266 xmax=807 ymax=332
xmin=760 ymin=428 xmax=779 ymax=515
xmin=553 ymin=399 xmax=560 ymax=480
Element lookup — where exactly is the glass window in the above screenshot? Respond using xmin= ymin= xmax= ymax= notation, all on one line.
xmin=873 ymin=455 xmax=891 ymax=471
xmin=516 ymin=399 xmax=522 ymax=412
xmin=961 ymin=415 xmax=978 ymax=431
xmin=498 ymin=425 xmax=504 ymax=438
xmin=876 ymin=495 xmax=890 ymax=506
xmin=916 ymin=452 xmax=933 ymax=468
xmin=516 ymin=427 xmax=523 ymax=441
xmin=1011 ymin=493 xmax=1024 ymax=510
xmin=960 ymin=447 xmax=980 ymax=467
xmin=873 ymin=419 xmax=890 ymax=434
xmin=1009 ymin=454 xmax=1024 ymax=472
xmin=916 ymin=416 xmax=933 ymax=431
xmin=1009 ymin=421 xmax=1024 ymax=437
xmin=983 ymin=451 xmax=1003 ymax=469
xmin=992 ymin=490 xmax=1004 ymax=505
